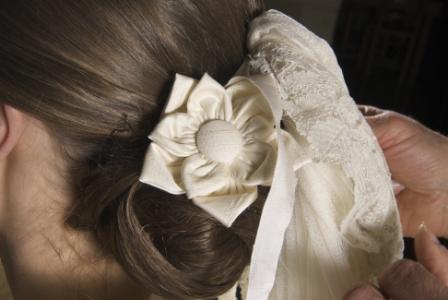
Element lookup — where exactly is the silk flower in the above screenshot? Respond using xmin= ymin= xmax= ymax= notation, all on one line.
xmin=139 ymin=73 xmax=296 ymax=227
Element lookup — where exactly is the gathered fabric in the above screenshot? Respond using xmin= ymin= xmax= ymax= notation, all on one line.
xmin=139 ymin=73 xmax=299 ymax=228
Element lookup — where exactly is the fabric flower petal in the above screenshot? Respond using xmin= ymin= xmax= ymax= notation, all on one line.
xmin=193 ymin=188 xmax=258 ymax=227
xmin=164 ymin=74 xmax=198 ymax=114
xmin=181 ymin=154 xmax=230 ymax=198
xmin=141 ymin=72 xmax=284 ymax=230
xmin=139 ymin=143 xmax=185 ymax=194
xmin=226 ymin=78 xmax=274 ymax=130
xmin=187 ymin=74 xmax=233 ymax=121
xmin=234 ymin=140 xmax=276 ymax=186
xmin=149 ymin=113 xmax=200 ymax=157
xmin=239 ymin=114 xmax=275 ymax=143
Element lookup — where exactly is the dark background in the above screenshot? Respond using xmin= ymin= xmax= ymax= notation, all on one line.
xmin=265 ymin=0 xmax=448 ymax=258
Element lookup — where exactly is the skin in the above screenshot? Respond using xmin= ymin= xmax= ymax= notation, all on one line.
xmin=0 ymin=104 xmax=150 ymax=300
xmin=360 ymin=106 xmax=448 ymax=238
xmin=343 ymin=106 xmax=448 ymax=300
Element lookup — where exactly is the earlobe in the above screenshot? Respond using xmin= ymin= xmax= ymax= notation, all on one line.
xmin=0 ymin=104 xmax=27 ymax=160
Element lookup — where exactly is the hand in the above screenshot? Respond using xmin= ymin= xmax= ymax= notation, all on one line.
xmin=359 ymin=106 xmax=448 ymax=238
xmin=343 ymin=225 xmax=448 ymax=299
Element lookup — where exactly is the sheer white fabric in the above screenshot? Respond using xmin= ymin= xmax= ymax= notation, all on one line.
xmin=231 ymin=10 xmax=404 ymax=300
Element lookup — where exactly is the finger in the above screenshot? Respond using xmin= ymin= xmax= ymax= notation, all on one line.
xmin=361 ymin=111 xmax=404 ymax=150
xmin=415 ymin=223 xmax=448 ymax=285
xmin=392 ymin=180 xmax=405 ymax=196
xmin=397 ymin=189 xmax=448 ymax=237
xmin=363 ymin=111 xmax=429 ymax=161
xmin=379 ymin=259 xmax=448 ymax=299
xmin=343 ymin=284 xmax=385 ymax=300
xmin=357 ymin=105 xmax=385 ymax=117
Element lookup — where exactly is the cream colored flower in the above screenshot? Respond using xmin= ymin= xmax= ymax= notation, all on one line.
xmin=139 ymin=73 xmax=280 ymax=227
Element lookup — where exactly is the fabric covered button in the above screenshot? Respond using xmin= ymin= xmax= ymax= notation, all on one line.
xmin=140 ymin=73 xmax=280 ymax=228
xmin=196 ymin=120 xmax=243 ymax=163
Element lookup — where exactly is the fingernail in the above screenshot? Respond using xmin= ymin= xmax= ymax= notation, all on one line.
xmin=392 ymin=180 xmax=405 ymax=195
xmin=418 ymin=222 xmax=440 ymax=245
xmin=418 ymin=222 xmax=426 ymax=233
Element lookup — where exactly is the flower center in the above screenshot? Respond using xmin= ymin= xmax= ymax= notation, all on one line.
xmin=196 ymin=120 xmax=243 ymax=163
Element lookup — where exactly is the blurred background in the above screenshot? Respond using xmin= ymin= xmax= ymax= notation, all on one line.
xmin=265 ymin=0 xmax=448 ymax=135
xmin=264 ymin=0 xmax=448 ymax=257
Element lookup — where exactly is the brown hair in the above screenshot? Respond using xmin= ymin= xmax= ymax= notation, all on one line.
xmin=0 ymin=0 xmax=266 ymax=299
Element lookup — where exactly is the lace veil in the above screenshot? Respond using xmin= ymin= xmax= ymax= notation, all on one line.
xmin=221 ymin=10 xmax=404 ymax=300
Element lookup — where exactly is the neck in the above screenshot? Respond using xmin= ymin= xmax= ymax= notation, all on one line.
xmin=0 ymin=120 xmax=150 ymax=300
xmin=0 ymin=190 xmax=150 ymax=300
xmin=0 ymin=183 xmax=150 ymax=300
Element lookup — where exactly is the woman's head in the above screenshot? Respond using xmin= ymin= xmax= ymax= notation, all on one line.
xmin=0 ymin=0 xmax=265 ymax=298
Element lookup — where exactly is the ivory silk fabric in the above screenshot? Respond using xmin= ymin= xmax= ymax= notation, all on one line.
xmin=0 ymin=10 xmax=403 ymax=300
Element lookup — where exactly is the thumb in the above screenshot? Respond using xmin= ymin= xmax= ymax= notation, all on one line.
xmin=415 ymin=223 xmax=448 ymax=285
xmin=362 ymin=111 xmax=407 ymax=151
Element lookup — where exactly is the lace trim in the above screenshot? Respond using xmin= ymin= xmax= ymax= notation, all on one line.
xmin=246 ymin=10 xmax=403 ymax=278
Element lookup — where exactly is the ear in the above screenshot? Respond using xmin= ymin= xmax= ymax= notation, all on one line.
xmin=0 ymin=104 xmax=26 ymax=160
